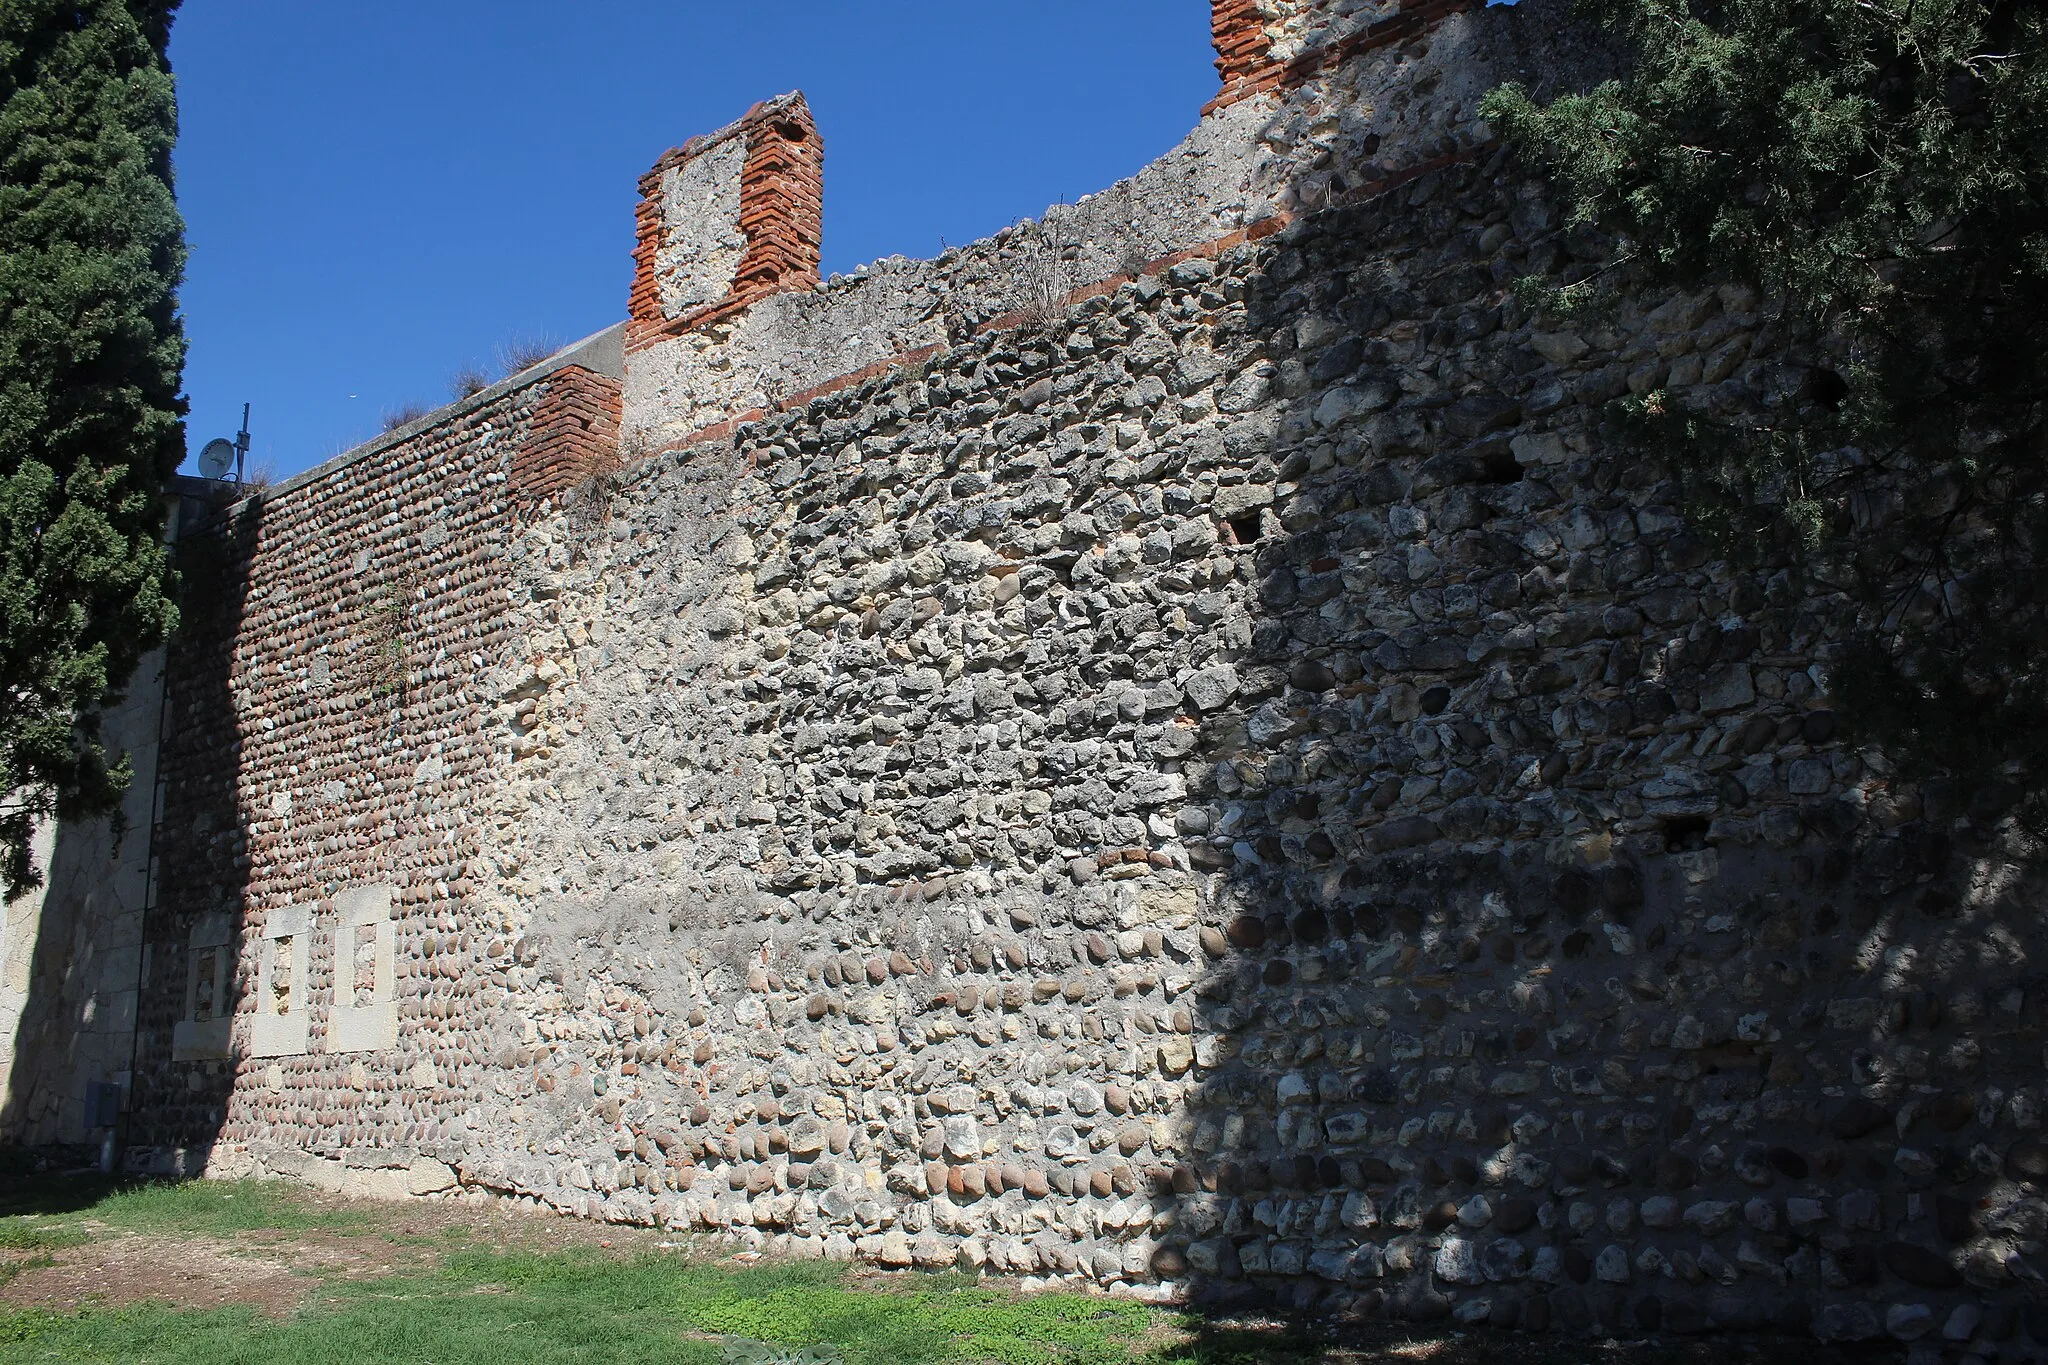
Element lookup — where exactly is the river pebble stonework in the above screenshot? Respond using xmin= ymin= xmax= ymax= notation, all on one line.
xmin=54 ymin=0 xmax=2048 ymax=1353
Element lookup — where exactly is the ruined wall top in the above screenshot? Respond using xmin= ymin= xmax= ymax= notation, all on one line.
xmin=614 ymin=0 xmax=1595 ymax=455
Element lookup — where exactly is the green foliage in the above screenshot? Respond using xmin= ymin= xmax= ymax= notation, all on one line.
xmin=0 ymin=1177 xmax=372 ymax=1244
xmin=0 ymin=0 xmax=186 ymax=895
xmin=0 ymin=1220 xmax=85 ymax=1250
xmin=362 ymin=570 xmax=412 ymax=699
xmin=1484 ymin=0 xmax=2048 ymax=827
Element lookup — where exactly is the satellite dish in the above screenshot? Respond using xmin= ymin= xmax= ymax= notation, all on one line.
xmin=199 ymin=438 xmax=237 ymax=481
xmin=197 ymin=405 xmax=253 ymax=483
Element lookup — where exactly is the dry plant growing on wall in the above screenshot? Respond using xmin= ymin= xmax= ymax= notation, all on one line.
xmin=1110 ymin=183 xmax=1149 ymax=281
xmin=449 ymin=365 xmax=491 ymax=401
xmin=361 ymin=565 xmax=418 ymax=700
xmin=381 ymin=402 xmax=432 ymax=433
xmin=560 ymin=434 xmax=629 ymax=541
xmin=497 ymin=333 xmax=565 ymax=379
xmin=1013 ymin=216 xmax=1072 ymax=334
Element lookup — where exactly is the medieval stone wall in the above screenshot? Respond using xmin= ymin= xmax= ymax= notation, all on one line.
xmin=124 ymin=340 xmax=621 ymax=1176
xmin=617 ymin=0 xmax=1593 ymax=455
xmin=435 ymin=146 xmax=2048 ymax=1347
xmin=18 ymin=0 xmax=2044 ymax=1352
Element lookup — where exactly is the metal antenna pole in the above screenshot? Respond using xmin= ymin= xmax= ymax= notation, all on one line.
xmin=235 ymin=404 xmax=251 ymax=485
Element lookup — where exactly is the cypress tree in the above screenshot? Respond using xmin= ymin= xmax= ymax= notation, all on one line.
xmin=0 ymin=1 xmax=185 ymax=895
xmin=1485 ymin=0 xmax=2048 ymax=832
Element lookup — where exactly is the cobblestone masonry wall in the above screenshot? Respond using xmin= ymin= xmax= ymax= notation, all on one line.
xmin=129 ymin=358 xmax=619 ymax=1178
xmin=445 ymin=154 xmax=2048 ymax=1351
xmin=72 ymin=0 xmax=2048 ymax=1353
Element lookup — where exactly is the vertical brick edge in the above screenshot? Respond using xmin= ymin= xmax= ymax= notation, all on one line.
xmin=731 ymin=110 xmax=824 ymax=309
xmin=1211 ymin=0 xmax=1274 ymax=90
xmin=514 ymin=366 xmax=624 ymax=506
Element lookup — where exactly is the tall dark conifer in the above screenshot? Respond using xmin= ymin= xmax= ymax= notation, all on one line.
xmin=0 ymin=1 xmax=185 ymax=895
xmin=1486 ymin=0 xmax=2048 ymax=831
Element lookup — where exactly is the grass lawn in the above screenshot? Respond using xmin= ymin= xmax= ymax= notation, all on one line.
xmin=0 ymin=1175 xmax=1836 ymax=1365
xmin=0 ymin=1254 xmax=1173 ymax=1365
xmin=0 ymin=1177 xmax=1336 ymax=1364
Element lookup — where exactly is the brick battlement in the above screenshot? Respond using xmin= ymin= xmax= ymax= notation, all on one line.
xmin=626 ymin=93 xmax=823 ymax=355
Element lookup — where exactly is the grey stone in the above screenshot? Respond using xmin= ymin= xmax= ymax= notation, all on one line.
xmin=1817 ymin=1303 xmax=1884 ymax=1343
xmin=1889 ymin=1303 xmax=1937 ymax=1341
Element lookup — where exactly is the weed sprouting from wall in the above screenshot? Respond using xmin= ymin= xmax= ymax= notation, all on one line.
xmin=361 ymin=566 xmax=418 ymax=701
xmin=381 ymin=402 xmax=432 ymax=433
xmin=1013 ymin=215 xmax=1073 ymax=334
xmin=1109 ymin=182 xmax=1149 ymax=280
xmin=450 ymin=366 xmax=492 ymax=401
xmin=498 ymin=334 xmax=567 ymax=379
xmin=561 ymin=435 xmax=628 ymax=545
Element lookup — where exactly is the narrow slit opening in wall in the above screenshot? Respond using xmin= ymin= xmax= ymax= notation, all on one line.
xmin=1660 ymin=814 xmax=1712 ymax=853
xmin=193 ymin=950 xmax=218 ymax=1022
xmin=272 ymin=937 xmax=294 ymax=1015
xmin=353 ymin=923 xmax=378 ymax=1007
xmin=1227 ymin=513 xmax=1263 ymax=545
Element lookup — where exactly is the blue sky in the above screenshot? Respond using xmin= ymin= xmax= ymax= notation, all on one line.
xmin=169 ymin=2 xmax=1217 ymax=479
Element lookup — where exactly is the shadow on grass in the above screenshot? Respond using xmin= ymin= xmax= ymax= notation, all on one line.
xmin=0 ymin=1172 xmax=128 ymax=1221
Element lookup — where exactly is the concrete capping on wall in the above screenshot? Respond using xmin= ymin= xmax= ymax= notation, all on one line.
xmin=626 ymin=92 xmax=824 ymax=355
xmin=229 ymin=321 xmax=627 ymax=509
